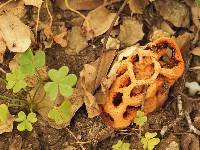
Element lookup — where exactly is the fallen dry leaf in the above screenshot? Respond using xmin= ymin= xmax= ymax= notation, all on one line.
xmin=101 ymin=37 xmax=120 ymax=50
xmin=83 ymin=6 xmax=118 ymax=39
xmin=0 ymin=0 xmax=25 ymax=18
xmin=150 ymin=27 xmax=170 ymax=41
xmin=191 ymin=47 xmax=200 ymax=56
xmin=0 ymin=34 xmax=6 ymax=63
xmin=119 ymin=18 xmax=144 ymax=46
xmin=184 ymin=0 xmax=200 ymax=28
xmin=9 ymin=135 xmax=22 ymax=150
xmin=181 ymin=134 xmax=199 ymax=150
xmin=56 ymin=0 xmax=103 ymax=10
xmin=66 ymin=26 xmax=88 ymax=54
xmin=0 ymin=114 xmax=14 ymax=134
xmin=0 ymin=13 xmax=31 ymax=53
xmin=128 ymin=0 xmax=149 ymax=14
xmin=155 ymin=0 xmax=190 ymax=28
xmin=53 ymin=32 xmax=68 ymax=47
xmin=23 ymin=0 xmax=43 ymax=8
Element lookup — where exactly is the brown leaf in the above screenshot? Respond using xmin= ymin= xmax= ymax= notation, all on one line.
xmin=83 ymin=6 xmax=118 ymax=39
xmin=66 ymin=26 xmax=88 ymax=54
xmin=181 ymin=134 xmax=199 ymax=150
xmin=101 ymin=37 xmax=120 ymax=50
xmin=23 ymin=0 xmax=43 ymax=8
xmin=191 ymin=47 xmax=200 ymax=56
xmin=155 ymin=0 xmax=190 ymax=28
xmin=128 ymin=0 xmax=149 ymax=14
xmin=0 ymin=114 xmax=14 ymax=134
xmin=9 ymin=135 xmax=22 ymax=150
xmin=0 ymin=13 xmax=31 ymax=52
xmin=53 ymin=32 xmax=68 ymax=47
xmin=119 ymin=18 xmax=144 ymax=46
xmin=0 ymin=34 xmax=6 ymax=63
xmin=56 ymin=0 xmax=103 ymax=10
xmin=184 ymin=0 xmax=200 ymax=28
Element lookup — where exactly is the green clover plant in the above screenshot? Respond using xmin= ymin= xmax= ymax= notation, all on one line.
xmin=0 ymin=104 xmax=9 ymax=123
xmin=44 ymin=66 xmax=77 ymax=101
xmin=15 ymin=111 xmax=37 ymax=131
xmin=18 ymin=48 xmax=45 ymax=75
xmin=134 ymin=111 xmax=147 ymax=126
xmin=112 ymin=140 xmax=130 ymax=150
xmin=141 ymin=132 xmax=160 ymax=150
xmin=48 ymin=100 xmax=71 ymax=124
xmin=6 ymin=69 xmax=27 ymax=93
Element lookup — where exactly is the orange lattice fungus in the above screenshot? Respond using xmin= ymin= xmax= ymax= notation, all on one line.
xmin=101 ymin=37 xmax=184 ymax=129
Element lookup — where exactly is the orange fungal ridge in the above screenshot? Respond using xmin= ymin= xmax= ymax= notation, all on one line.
xmin=101 ymin=37 xmax=185 ymax=129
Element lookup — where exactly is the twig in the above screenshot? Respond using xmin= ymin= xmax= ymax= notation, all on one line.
xmin=0 ymin=67 xmax=6 ymax=74
xmin=185 ymin=111 xmax=200 ymax=135
xmin=45 ymin=0 xmax=53 ymax=27
xmin=177 ymin=95 xmax=183 ymax=116
xmin=102 ymin=0 xmax=129 ymax=52
xmin=179 ymin=92 xmax=200 ymax=101
xmin=0 ymin=0 xmax=15 ymax=9
xmin=35 ymin=6 xmax=41 ymax=39
xmin=66 ymin=128 xmax=86 ymax=150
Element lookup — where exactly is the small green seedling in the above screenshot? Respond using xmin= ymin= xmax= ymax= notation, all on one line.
xmin=15 ymin=111 xmax=37 ymax=131
xmin=6 ymin=69 xmax=27 ymax=93
xmin=48 ymin=100 xmax=72 ymax=124
xmin=141 ymin=132 xmax=160 ymax=150
xmin=112 ymin=140 xmax=130 ymax=150
xmin=134 ymin=111 xmax=147 ymax=126
xmin=0 ymin=104 xmax=9 ymax=123
xmin=195 ymin=0 xmax=200 ymax=7
xmin=18 ymin=48 xmax=45 ymax=75
xmin=44 ymin=66 xmax=77 ymax=101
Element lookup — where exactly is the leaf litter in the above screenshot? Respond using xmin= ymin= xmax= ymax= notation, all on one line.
xmin=0 ymin=0 xmax=200 ymax=149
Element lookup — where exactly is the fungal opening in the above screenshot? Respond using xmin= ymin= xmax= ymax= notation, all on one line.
xmin=112 ymin=92 xmax=123 ymax=106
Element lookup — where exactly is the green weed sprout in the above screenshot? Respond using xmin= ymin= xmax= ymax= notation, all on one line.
xmin=15 ymin=111 xmax=37 ymax=131
xmin=18 ymin=48 xmax=45 ymax=75
xmin=6 ymin=69 xmax=27 ymax=93
xmin=0 ymin=104 xmax=9 ymax=123
xmin=48 ymin=100 xmax=71 ymax=124
xmin=112 ymin=140 xmax=130 ymax=150
xmin=44 ymin=66 xmax=77 ymax=101
xmin=141 ymin=132 xmax=160 ymax=150
xmin=134 ymin=111 xmax=147 ymax=126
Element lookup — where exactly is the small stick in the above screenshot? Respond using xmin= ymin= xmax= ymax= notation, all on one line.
xmin=0 ymin=0 xmax=15 ymax=9
xmin=66 ymin=128 xmax=86 ymax=150
xmin=45 ymin=0 xmax=53 ymax=27
xmin=185 ymin=111 xmax=200 ymax=135
xmin=35 ymin=6 xmax=41 ymax=39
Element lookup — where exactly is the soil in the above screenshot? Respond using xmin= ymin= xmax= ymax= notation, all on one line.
xmin=0 ymin=0 xmax=200 ymax=150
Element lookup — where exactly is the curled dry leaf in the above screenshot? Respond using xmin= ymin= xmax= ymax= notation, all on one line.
xmin=66 ymin=26 xmax=88 ymax=54
xmin=83 ymin=6 xmax=118 ymax=39
xmin=0 ymin=34 xmax=6 ymax=63
xmin=154 ymin=0 xmax=190 ymax=28
xmin=191 ymin=47 xmax=200 ymax=56
xmin=77 ymin=50 xmax=116 ymax=117
xmin=23 ymin=0 xmax=43 ymax=8
xmin=56 ymin=0 xmax=103 ymax=10
xmin=0 ymin=114 xmax=14 ymax=134
xmin=119 ymin=18 xmax=144 ymax=46
xmin=0 ymin=13 xmax=31 ymax=53
xmin=53 ymin=32 xmax=68 ymax=48
xmin=128 ymin=0 xmax=149 ymax=14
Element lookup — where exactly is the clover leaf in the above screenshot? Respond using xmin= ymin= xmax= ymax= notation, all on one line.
xmin=141 ymin=132 xmax=160 ymax=150
xmin=44 ymin=66 xmax=77 ymax=101
xmin=134 ymin=111 xmax=147 ymax=126
xmin=6 ymin=69 xmax=27 ymax=93
xmin=48 ymin=100 xmax=72 ymax=124
xmin=0 ymin=104 xmax=9 ymax=123
xmin=18 ymin=48 xmax=45 ymax=75
xmin=195 ymin=0 xmax=200 ymax=7
xmin=112 ymin=140 xmax=130 ymax=150
xmin=15 ymin=111 xmax=37 ymax=131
